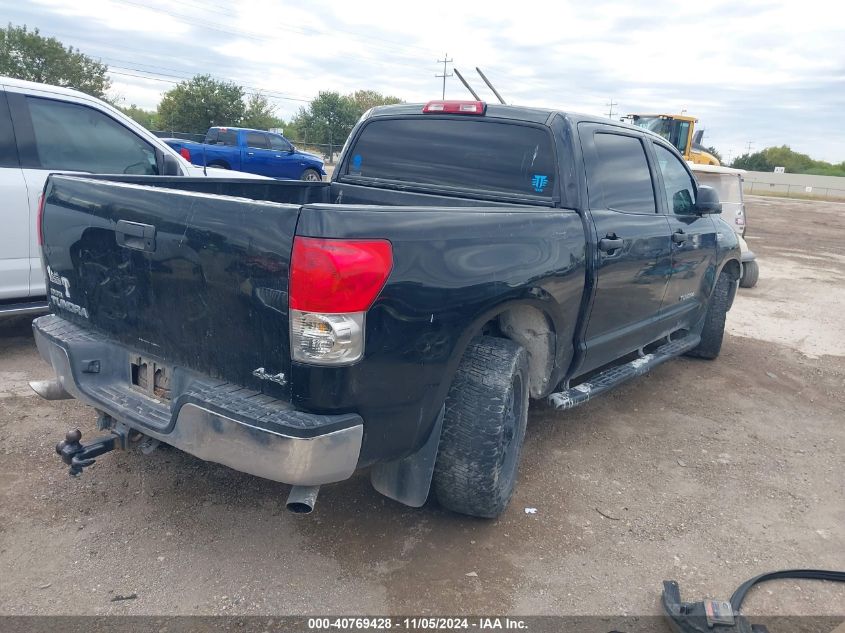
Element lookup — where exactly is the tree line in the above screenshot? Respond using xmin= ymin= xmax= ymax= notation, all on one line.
xmin=1 ymin=23 xmax=402 ymax=147
xmin=732 ymin=145 xmax=845 ymax=177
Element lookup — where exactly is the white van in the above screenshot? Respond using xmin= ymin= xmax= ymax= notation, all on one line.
xmin=0 ymin=77 xmax=263 ymax=316
xmin=690 ymin=164 xmax=759 ymax=288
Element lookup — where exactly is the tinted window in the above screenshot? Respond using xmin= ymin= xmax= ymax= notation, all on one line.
xmin=269 ymin=134 xmax=291 ymax=151
xmin=345 ymin=118 xmax=557 ymax=198
xmin=218 ymin=129 xmax=237 ymax=146
xmin=246 ymin=131 xmax=270 ymax=149
xmin=653 ymin=143 xmax=696 ymax=214
xmin=586 ymin=133 xmax=655 ymax=214
xmin=0 ymin=92 xmax=19 ymax=168
xmin=205 ymin=128 xmax=219 ymax=144
xmin=27 ymin=97 xmax=157 ymax=175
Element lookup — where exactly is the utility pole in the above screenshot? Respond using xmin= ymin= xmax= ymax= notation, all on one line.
xmin=745 ymin=141 xmax=754 ymax=154
xmin=436 ymin=54 xmax=453 ymax=99
xmin=605 ymin=99 xmax=618 ymax=119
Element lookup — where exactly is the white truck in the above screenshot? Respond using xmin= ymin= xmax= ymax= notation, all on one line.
xmin=690 ymin=163 xmax=759 ymax=288
xmin=0 ymin=77 xmax=263 ymax=316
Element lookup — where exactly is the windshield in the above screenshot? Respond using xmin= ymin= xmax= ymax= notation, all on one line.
xmin=631 ymin=116 xmax=690 ymax=154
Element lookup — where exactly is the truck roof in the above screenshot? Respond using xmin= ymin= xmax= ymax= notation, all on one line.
xmin=369 ymin=102 xmax=647 ymax=131
xmin=1 ymin=75 xmax=99 ymax=100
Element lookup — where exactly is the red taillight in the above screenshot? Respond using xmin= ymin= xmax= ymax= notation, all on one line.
xmin=423 ymin=100 xmax=486 ymax=115
xmin=37 ymin=192 xmax=45 ymax=246
xmin=179 ymin=147 xmax=191 ymax=161
xmin=290 ymin=237 xmax=393 ymax=313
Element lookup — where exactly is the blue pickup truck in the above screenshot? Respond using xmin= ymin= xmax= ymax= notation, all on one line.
xmin=164 ymin=127 xmax=325 ymax=180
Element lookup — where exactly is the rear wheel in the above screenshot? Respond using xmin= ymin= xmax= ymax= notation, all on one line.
xmin=686 ymin=272 xmax=732 ymax=359
xmin=433 ymin=337 xmax=529 ymax=518
xmin=301 ymin=168 xmax=322 ymax=182
xmin=740 ymin=260 xmax=759 ymax=288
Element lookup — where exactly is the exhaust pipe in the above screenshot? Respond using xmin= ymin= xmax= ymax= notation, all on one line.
xmin=29 ymin=379 xmax=72 ymax=401
xmin=286 ymin=485 xmax=320 ymax=514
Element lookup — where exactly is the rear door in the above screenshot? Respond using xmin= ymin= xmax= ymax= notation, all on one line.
xmin=6 ymin=90 xmax=160 ymax=297
xmin=650 ymin=142 xmax=717 ymax=323
xmin=579 ymin=125 xmax=673 ymax=373
xmin=0 ymin=88 xmax=31 ymax=300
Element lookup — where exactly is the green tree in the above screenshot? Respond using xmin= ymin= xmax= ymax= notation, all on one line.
xmin=733 ymin=151 xmax=773 ymax=172
xmin=348 ymin=89 xmax=403 ymax=116
xmin=291 ymin=91 xmax=359 ymax=150
xmin=705 ymin=146 xmax=722 ymax=164
xmin=118 ymin=104 xmax=158 ymax=129
xmin=157 ymin=74 xmax=245 ymax=134
xmin=0 ymin=24 xmax=110 ymax=98
xmin=241 ymin=92 xmax=284 ymax=130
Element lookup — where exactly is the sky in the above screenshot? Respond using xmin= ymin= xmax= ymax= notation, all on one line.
xmin=5 ymin=0 xmax=845 ymax=163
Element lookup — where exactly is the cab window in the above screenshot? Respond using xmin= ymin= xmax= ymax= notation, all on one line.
xmin=653 ymin=143 xmax=696 ymax=214
xmin=26 ymin=97 xmax=157 ymax=175
xmin=586 ymin=132 xmax=656 ymax=214
xmin=269 ymin=134 xmax=292 ymax=152
xmin=246 ymin=132 xmax=270 ymax=149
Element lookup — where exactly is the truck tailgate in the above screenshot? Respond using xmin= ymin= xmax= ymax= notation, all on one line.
xmin=40 ymin=175 xmax=300 ymax=397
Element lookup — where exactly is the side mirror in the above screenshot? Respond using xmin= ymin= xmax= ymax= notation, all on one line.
xmin=288 ymin=145 xmax=296 ymax=154
xmin=160 ymin=152 xmax=183 ymax=176
xmin=695 ymin=185 xmax=722 ymax=214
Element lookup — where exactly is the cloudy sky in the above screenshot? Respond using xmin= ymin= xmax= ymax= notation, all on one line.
xmin=6 ymin=0 xmax=845 ymax=162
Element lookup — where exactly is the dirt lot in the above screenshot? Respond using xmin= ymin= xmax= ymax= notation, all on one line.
xmin=1 ymin=196 xmax=843 ymax=619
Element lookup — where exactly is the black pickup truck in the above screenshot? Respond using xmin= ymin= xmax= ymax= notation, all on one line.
xmin=32 ymin=100 xmax=740 ymax=518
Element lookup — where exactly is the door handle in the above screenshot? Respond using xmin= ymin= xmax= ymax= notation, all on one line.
xmin=598 ymin=235 xmax=624 ymax=252
xmin=672 ymin=230 xmax=688 ymax=244
xmin=274 ymin=155 xmax=282 ymax=158
xmin=116 ymin=220 xmax=156 ymax=252
xmin=246 ymin=151 xmax=255 ymax=156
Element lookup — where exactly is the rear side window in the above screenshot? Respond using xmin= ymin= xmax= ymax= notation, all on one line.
xmin=344 ymin=118 xmax=557 ymax=198
xmin=246 ymin=132 xmax=270 ymax=149
xmin=0 ymin=91 xmax=19 ymax=168
xmin=205 ymin=129 xmax=219 ymax=144
xmin=586 ymin=133 xmax=655 ymax=214
xmin=26 ymin=97 xmax=157 ymax=175
xmin=218 ymin=129 xmax=237 ymax=146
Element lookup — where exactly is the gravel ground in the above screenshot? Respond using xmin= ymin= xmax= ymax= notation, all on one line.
xmin=1 ymin=196 xmax=843 ymax=620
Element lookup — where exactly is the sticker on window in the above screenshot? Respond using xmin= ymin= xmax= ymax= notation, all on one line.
xmin=531 ymin=174 xmax=549 ymax=193
xmin=350 ymin=153 xmax=363 ymax=175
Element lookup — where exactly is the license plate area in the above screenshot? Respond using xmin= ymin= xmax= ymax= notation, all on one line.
xmin=130 ymin=355 xmax=172 ymax=401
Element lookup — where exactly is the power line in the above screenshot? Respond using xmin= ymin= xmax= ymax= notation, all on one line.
xmin=435 ymin=54 xmax=453 ymax=100
xmin=605 ymin=99 xmax=618 ymax=119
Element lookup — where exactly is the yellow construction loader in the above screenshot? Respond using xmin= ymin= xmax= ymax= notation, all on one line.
xmin=624 ymin=114 xmax=720 ymax=165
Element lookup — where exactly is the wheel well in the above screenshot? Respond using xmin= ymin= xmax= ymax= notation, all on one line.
xmin=721 ymin=258 xmax=741 ymax=281
xmin=486 ymin=305 xmax=555 ymax=399
xmin=208 ymin=160 xmax=229 ymax=169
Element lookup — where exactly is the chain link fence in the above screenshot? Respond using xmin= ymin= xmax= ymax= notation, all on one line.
xmin=745 ymin=180 xmax=845 ymax=202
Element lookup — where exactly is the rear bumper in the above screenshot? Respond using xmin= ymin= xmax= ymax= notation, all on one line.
xmin=32 ymin=315 xmax=363 ymax=486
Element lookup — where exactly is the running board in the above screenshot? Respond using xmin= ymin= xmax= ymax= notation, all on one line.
xmin=548 ymin=334 xmax=701 ymax=410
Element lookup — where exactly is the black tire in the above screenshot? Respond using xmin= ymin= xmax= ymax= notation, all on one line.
xmin=740 ymin=260 xmax=759 ymax=288
xmin=686 ymin=272 xmax=732 ymax=360
xmin=301 ymin=168 xmax=322 ymax=182
xmin=433 ymin=337 xmax=529 ymax=518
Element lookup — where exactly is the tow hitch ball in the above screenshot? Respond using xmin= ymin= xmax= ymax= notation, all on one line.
xmin=55 ymin=419 xmax=128 ymax=476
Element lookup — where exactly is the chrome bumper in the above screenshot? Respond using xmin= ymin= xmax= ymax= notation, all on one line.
xmin=32 ymin=315 xmax=363 ymax=486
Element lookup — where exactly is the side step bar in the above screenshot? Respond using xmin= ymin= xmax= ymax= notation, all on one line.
xmin=0 ymin=299 xmax=49 ymax=317
xmin=548 ymin=334 xmax=701 ymax=410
